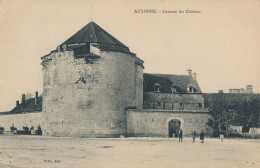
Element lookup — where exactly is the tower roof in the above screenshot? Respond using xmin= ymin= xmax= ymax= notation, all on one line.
xmin=61 ymin=21 xmax=129 ymax=50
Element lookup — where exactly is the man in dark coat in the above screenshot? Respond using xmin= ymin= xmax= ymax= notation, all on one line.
xmin=179 ymin=129 xmax=183 ymax=142
xmin=192 ymin=129 xmax=196 ymax=143
xmin=200 ymin=130 xmax=205 ymax=143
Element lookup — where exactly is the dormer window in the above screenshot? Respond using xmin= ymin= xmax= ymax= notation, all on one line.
xmin=154 ymin=83 xmax=161 ymax=92
xmin=187 ymin=84 xmax=196 ymax=93
xmin=170 ymin=83 xmax=177 ymax=93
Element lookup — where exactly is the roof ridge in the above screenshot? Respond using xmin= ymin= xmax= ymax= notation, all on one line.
xmin=144 ymin=73 xmax=189 ymax=77
xmin=91 ymin=22 xmax=98 ymax=42
xmin=61 ymin=21 xmax=129 ymax=51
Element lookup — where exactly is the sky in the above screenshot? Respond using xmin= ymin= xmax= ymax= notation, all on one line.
xmin=0 ymin=0 xmax=259 ymax=112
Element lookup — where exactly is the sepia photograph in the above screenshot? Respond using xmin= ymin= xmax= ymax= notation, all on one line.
xmin=0 ymin=0 xmax=259 ymax=167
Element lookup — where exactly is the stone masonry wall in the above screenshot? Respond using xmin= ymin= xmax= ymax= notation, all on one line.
xmin=0 ymin=112 xmax=42 ymax=131
xmin=144 ymin=92 xmax=205 ymax=111
xmin=42 ymin=44 xmax=143 ymax=137
xmin=134 ymin=64 xmax=143 ymax=109
xmin=126 ymin=110 xmax=211 ymax=137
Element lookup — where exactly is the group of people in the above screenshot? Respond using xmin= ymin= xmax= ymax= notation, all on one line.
xmin=177 ymin=129 xmax=205 ymax=143
xmin=177 ymin=129 xmax=225 ymax=142
xmin=10 ymin=123 xmax=42 ymax=135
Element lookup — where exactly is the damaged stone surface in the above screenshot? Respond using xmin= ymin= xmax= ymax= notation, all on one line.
xmin=41 ymin=43 xmax=143 ymax=137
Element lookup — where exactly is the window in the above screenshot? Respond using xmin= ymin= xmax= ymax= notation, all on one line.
xmin=199 ymin=103 xmax=202 ymax=108
xmin=73 ymin=44 xmax=90 ymax=56
xmin=187 ymin=84 xmax=196 ymax=93
xmin=154 ymin=83 xmax=161 ymax=92
xmin=170 ymin=83 xmax=177 ymax=93
xmin=152 ymin=118 xmax=153 ymax=122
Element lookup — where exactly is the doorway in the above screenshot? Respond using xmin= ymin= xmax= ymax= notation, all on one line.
xmin=168 ymin=120 xmax=181 ymax=137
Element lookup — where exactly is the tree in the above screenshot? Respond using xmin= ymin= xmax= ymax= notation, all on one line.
xmin=233 ymin=96 xmax=260 ymax=138
xmin=206 ymin=93 xmax=260 ymax=138
xmin=208 ymin=94 xmax=235 ymax=137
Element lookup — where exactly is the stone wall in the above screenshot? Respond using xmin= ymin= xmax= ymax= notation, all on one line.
xmin=0 ymin=112 xmax=42 ymax=131
xmin=134 ymin=63 xmax=144 ymax=109
xmin=41 ymin=44 xmax=143 ymax=137
xmin=126 ymin=110 xmax=211 ymax=137
xmin=144 ymin=92 xmax=206 ymax=111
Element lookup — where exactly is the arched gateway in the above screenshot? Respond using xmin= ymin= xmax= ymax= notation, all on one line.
xmin=166 ymin=117 xmax=184 ymax=138
xmin=168 ymin=120 xmax=181 ymax=137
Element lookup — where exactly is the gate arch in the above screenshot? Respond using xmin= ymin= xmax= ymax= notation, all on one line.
xmin=166 ymin=117 xmax=185 ymax=137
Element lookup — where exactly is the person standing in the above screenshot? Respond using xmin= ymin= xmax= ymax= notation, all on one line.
xmin=30 ymin=125 xmax=34 ymax=131
xmin=200 ymin=130 xmax=205 ymax=143
xmin=179 ymin=129 xmax=183 ymax=142
xmin=37 ymin=124 xmax=42 ymax=135
xmin=192 ymin=129 xmax=196 ymax=143
xmin=220 ymin=131 xmax=224 ymax=142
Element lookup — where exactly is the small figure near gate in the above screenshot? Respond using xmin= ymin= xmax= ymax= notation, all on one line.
xmin=37 ymin=124 xmax=42 ymax=135
xmin=220 ymin=131 xmax=224 ymax=142
xmin=200 ymin=130 xmax=204 ymax=143
xmin=10 ymin=123 xmax=17 ymax=133
xmin=0 ymin=126 xmax=4 ymax=134
xmin=192 ymin=129 xmax=196 ymax=143
xmin=30 ymin=125 xmax=34 ymax=131
xmin=179 ymin=129 xmax=183 ymax=142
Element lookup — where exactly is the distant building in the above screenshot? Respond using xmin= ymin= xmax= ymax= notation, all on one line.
xmin=229 ymin=85 xmax=253 ymax=94
xmin=246 ymin=85 xmax=253 ymax=94
xmin=218 ymin=90 xmax=224 ymax=93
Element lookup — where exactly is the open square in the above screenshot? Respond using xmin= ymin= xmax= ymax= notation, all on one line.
xmin=0 ymin=135 xmax=259 ymax=168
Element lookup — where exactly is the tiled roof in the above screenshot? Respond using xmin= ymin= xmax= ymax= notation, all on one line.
xmin=144 ymin=73 xmax=202 ymax=93
xmin=3 ymin=97 xmax=43 ymax=114
xmin=61 ymin=21 xmax=130 ymax=52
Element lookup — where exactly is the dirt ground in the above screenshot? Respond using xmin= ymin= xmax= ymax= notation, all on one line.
xmin=0 ymin=134 xmax=259 ymax=168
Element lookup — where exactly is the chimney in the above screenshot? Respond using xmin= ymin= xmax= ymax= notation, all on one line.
xmin=192 ymin=73 xmax=197 ymax=81
xmin=187 ymin=69 xmax=192 ymax=76
xmin=62 ymin=44 xmax=67 ymax=51
xmin=21 ymin=94 xmax=26 ymax=107
xmin=57 ymin=45 xmax=61 ymax=52
xmin=16 ymin=101 xmax=19 ymax=107
xmin=35 ymin=91 xmax=39 ymax=105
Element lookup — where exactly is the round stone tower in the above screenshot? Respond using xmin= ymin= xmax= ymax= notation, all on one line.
xmin=41 ymin=22 xmax=144 ymax=137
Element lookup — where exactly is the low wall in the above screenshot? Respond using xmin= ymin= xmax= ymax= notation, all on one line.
xmin=229 ymin=126 xmax=260 ymax=138
xmin=126 ymin=109 xmax=212 ymax=137
xmin=0 ymin=112 xmax=42 ymax=131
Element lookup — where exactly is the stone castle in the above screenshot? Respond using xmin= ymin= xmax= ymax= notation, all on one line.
xmin=0 ymin=22 xmax=211 ymax=137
